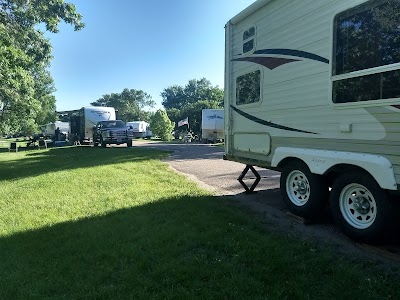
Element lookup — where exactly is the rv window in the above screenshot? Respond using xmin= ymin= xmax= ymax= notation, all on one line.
xmin=236 ymin=70 xmax=261 ymax=105
xmin=333 ymin=0 xmax=400 ymax=75
xmin=243 ymin=27 xmax=255 ymax=40
xmin=333 ymin=0 xmax=400 ymax=104
xmin=243 ymin=26 xmax=255 ymax=54
xmin=333 ymin=70 xmax=400 ymax=103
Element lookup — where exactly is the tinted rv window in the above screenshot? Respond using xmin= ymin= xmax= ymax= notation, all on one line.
xmin=334 ymin=0 xmax=400 ymax=75
xmin=333 ymin=0 xmax=400 ymax=104
xmin=333 ymin=70 xmax=400 ymax=103
xmin=236 ymin=70 xmax=261 ymax=105
xmin=243 ymin=26 xmax=255 ymax=54
xmin=243 ymin=27 xmax=255 ymax=40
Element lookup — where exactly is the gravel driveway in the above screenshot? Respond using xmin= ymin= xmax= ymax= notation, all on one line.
xmin=135 ymin=141 xmax=400 ymax=272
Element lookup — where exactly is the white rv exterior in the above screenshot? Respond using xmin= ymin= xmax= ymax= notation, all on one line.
xmin=126 ymin=121 xmax=152 ymax=138
xmin=225 ymin=0 xmax=400 ymax=242
xmin=81 ymin=106 xmax=116 ymax=140
xmin=201 ymin=109 xmax=224 ymax=143
xmin=44 ymin=122 xmax=70 ymax=138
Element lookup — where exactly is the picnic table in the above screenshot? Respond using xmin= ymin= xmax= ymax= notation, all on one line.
xmin=26 ymin=137 xmax=40 ymax=147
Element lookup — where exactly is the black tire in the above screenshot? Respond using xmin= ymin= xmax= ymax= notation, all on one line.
xmin=330 ymin=172 xmax=395 ymax=244
xmin=127 ymin=140 xmax=132 ymax=147
xmin=100 ymin=137 xmax=106 ymax=148
xmin=280 ymin=161 xmax=328 ymax=220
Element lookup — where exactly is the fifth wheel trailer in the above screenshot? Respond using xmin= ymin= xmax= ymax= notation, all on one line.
xmin=201 ymin=109 xmax=224 ymax=143
xmin=224 ymin=0 xmax=400 ymax=243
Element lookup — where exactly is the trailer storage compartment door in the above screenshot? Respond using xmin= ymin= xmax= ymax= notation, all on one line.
xmin=233 ymin=133 xmax=271 ymax=154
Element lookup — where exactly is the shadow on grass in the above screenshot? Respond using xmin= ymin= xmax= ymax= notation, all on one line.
xmin=0 ymin=195 xmax=266 ymax=299
xmin=1 ymin=194 xmax=400 ymax=300
xmin=0 ymin=146 xmax=170 ymax=182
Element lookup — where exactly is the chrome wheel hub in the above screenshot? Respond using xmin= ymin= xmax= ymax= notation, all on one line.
xmin=339 ymin=183 xmax=377 ymax=229
xmin=353 ymin=197 xmax=371 ymax=215
xmin=286 ymin=170 xmax=311 ymax=207
xmin=294 ymin=181 xmax=308 ymax=195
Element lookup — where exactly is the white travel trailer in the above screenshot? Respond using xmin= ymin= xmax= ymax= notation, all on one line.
xmin=201 ymin=109 xmax=224 ymax=143
xmin=43 ymin=121 xmax=70 ymax=138
xmin=69 ymin=106 xmax=116 ymax=142
xmin=126 ymin=121 xmax=152 ymax=139
xmin=224 ymin=0 xmax=400 ymax=242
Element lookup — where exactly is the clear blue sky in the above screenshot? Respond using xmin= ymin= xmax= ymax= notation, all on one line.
xmin=47 ymin=0 xmax=255 ymax=112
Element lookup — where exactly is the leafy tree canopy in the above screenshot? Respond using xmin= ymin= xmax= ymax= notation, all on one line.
xmin=91 ymin=88 xmax=155 ymax=123
xmin=161 ymin=78 xmax=223 ymax=110
xmin=0 ymin=0 xmax=84 ymax=33
xmin=0 ymin=0 xmax=84 ymax=134
xmin=161 ymin=78 xmax=224 ymax=135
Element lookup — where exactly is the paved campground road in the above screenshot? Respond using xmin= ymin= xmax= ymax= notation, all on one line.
xmin=133 ymin=141 xmax=400 ymax=271
xmin=136 ymin=141 xmax=280 ymax=195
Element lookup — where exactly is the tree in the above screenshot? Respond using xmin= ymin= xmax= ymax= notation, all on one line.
xmin=91 ymin=88 xmax=155 ymax=122
xmin=161 ymin=78 xmax=223 ymax=110
xmin=151 ymin=110 xmax=174 ymax=141
xmin=178 ymin=100 xmax=222 ymax=134
xmin=0 ymin=0 xmax=84 ymax=134
xmin=34 ymin=69 xmax=57 ymax=125
xmin=161 ymin=78 xmax=224 ymax=135
xmin=160 ymin=85 xmax=186 ymax=110
xmin=0 ymin=0 xmax=84 ymax=33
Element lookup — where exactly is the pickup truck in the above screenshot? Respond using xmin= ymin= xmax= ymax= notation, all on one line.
xmin=93 ymin=120 xmax=133 ymax=147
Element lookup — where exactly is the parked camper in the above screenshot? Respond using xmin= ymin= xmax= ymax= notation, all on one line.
xmin=224 ymin=0 xmax=400 ymax=242
xmin=126 ymin=121 xmax=152 ymax=139
xmin=43 ymin=121 xmax=70 ymax=139
xmin=201 ymin=109 xmax=224 ymax=143
xmin=70 ymin=106 xmax=116 ymax=143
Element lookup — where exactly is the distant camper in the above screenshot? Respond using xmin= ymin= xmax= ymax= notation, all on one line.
xmin=201 ymin=109 xmax=224 ymax=143
xmin=43 ymin=121 xmax=70 ymax=140
xmin=126 ymin=121 xmax=152 ymax=139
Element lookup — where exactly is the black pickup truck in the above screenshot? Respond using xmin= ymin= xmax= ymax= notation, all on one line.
xmin=93 ymin=120 xmax=133 ymax=147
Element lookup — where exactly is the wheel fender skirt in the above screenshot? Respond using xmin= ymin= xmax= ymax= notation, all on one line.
xmin=271 ymin=147 xmax=397 ymax=191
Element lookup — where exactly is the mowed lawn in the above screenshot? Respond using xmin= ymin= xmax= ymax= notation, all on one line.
xmin=0 ymin=147 xmax=399 ymax=299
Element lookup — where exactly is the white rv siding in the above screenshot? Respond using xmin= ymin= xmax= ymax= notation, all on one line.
xmin=82 ymin=107 xmax=116 ymax=140
xmin=202 ymin=109 xmax=224 ymax=141
xmin=126 ymin=121 xmax=151 ymax=138
xmin=225 ymin=0 xmax=400 ymax=186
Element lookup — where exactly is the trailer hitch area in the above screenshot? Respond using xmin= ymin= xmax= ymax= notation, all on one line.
xmin=238 ymin=165 xmax=261 ymax=194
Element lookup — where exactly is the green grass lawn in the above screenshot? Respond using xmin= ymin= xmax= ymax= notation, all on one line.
xmin=0 ymin=137 xmax=30 ymax=150
xmin=0 ymin=146 xmax=399 ymax=299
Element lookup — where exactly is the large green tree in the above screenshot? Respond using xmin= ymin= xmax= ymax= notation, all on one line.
xmin=161 ymin=78 xmax=224 ymax=135
xmin=161 ymin=78 xmax=223 ymax=110
xmin=0 ymin=0 xmax=84 ymax=134
xmin=150 ymin=110 xmax=174 ymax=141
xmin=91 ymin=88 xmax=155 ymax=122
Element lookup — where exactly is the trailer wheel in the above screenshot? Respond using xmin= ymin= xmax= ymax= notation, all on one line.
xmin=280 ymin=161 xmax=328 ymax=220
xmin=330 ymin=172 xmax=394 ymax=243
